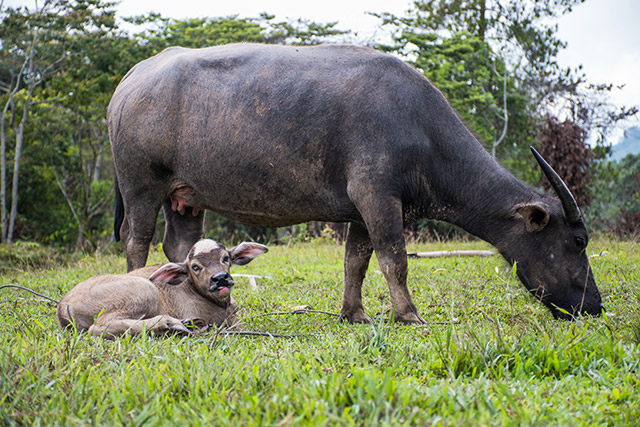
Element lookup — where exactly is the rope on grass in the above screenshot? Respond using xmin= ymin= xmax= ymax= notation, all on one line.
xmin=202 ymin=319 xmax=319 ymax=339
xmin=244 ymin=308 xmax=459 ymax=326
xmin=219 ymin=330 xmax=319 ymax=339
xmin=215 ymin=308 xmax=340 ymax=339
xmin=245 ymin=308 xmax=341 ymax=320
xmin=0 ymin=284 xmax=60 ymax=304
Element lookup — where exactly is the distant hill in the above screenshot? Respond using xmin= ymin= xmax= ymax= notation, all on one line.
xmin=611 ymin=127 xmax=640 ymax=162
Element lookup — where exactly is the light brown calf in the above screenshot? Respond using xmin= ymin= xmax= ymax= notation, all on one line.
xmin=126 ymin=264 xmax=164 ymax=278
xmin=57 ymin=239 xmax=268 ymax=338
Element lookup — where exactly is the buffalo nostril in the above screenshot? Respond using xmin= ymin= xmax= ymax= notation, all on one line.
xmin=211 ymin=272 xmax=232 ymax=287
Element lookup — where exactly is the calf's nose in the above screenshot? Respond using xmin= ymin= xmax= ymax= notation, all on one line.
xmin=211 ymin=272 xmax=233 ymax=287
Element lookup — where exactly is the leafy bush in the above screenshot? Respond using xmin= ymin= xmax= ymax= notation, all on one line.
xmin=538 ymin=117 xmax=594 ymax=208
xmin=587 ymin=154 xmax=640 ymax=239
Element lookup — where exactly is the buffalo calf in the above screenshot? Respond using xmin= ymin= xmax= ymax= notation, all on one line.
xmin=57 ymin=239 xmax=268 ymax=338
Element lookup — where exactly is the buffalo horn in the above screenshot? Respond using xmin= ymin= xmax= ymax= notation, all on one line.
xmin=530 ymin=146 xmax=581 ymax=224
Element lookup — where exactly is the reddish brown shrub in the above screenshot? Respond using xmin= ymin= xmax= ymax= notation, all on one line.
xmin=538 ymin=117 xmax=594 ymax=208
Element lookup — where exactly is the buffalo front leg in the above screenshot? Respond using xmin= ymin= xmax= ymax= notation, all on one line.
xmin=162 ymin=200 xmax=205 ymax=262
xmin=355 ymin=195 xmax=424 ymax=324
xmin=376 ymin=241 xmax=424 ymax=324
xmin=340 ymin=221 xmax=374 ymax=323
xmin=88 ymin=314 xmax=192 ymax=338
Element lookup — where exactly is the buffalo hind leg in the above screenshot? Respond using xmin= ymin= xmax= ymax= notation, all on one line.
xmin=340 ymin=221 xmax=374 ymax=323
xmin=162 ymin=200 xmax=205 ymax=262
xmin=124 ymin=203 xmax=161 ymax=271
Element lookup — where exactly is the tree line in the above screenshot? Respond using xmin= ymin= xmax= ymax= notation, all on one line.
xmin=1 ymin=0 xmax=638 ymax=251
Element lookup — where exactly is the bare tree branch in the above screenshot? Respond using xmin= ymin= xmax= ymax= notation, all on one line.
xmin=88 ymin=186 xmax=115 ymax=219
xmin=491 ymin=62 xmax=508 ymax=157
xmin=52 ymin=163 xmax=81 ymax=229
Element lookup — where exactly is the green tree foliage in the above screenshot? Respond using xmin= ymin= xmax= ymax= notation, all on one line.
xmin=375 ymin=0 xmax=636 ymax=183
xmin=378 ymin=0 xmax=586 ymax=105
xmin=379 ymin=31 xmax=535 ymax=178
xmin=125 ymin=14 xmax=276 ymax=56
xmin=126 ymin=13 xmax=344 ymax=54
xmin=0 ymin=0 xmax=121 ymax=245
xmin=588 ymin=154 xmax=640 ymax=238
xmin=376 ymin=1 xmax=569 ymax=182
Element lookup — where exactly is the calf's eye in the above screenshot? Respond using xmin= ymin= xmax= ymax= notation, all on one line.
xmin=192 ymin=265 xmax=200 ymax=272
xmin=222 ymin=256 xmax=230 ymax=264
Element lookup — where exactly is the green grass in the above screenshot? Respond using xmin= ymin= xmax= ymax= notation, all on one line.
xmin=1 ymin=238 xmax=639 ymax=426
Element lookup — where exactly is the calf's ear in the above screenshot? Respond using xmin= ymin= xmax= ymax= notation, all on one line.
xmin=149 ymin=262 xmax=188 ymax=285
xmin=229 ymin=242 xmax=268 ymax=266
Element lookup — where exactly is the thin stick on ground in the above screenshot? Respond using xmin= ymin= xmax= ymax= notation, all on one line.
xmin=407 ymin=250 xmax=494 ymax=259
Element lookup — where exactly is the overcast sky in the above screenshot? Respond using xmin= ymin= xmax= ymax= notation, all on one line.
xmin=5 ymin=0 xmax=640 ymax=143
xmin=556 ymin=0 xmax=640 ymax=135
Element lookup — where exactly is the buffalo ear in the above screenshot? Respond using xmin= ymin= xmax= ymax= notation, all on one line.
xmin=515 ymin=202 xmax=550 ymax=232
xmin=149 ymin=262 xmax=188 ymax=285
xmin=229 ymin=242 xmax=268 ymax=266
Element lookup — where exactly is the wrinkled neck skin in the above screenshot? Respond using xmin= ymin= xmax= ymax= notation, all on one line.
xmin=417 ymin=122 xmax=538 ymax=259
xmin=155 ymin=280 xmax=233 ymax=325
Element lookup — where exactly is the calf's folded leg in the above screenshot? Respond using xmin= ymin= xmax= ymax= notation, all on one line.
xmin=88 ymin=314 xmax=191 ymax=338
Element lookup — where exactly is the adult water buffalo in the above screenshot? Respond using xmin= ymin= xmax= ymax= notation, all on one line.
xmin=108 ymin=43 xmax=604 ymax=323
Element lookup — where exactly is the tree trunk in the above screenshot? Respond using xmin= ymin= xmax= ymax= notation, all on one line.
xmin=1 ymin=73 xmax=21 ymax=243
xmin=0 ymin=99 xmax=9 ymax=242
xmin=478 ymin=0 xmax=487 ymax=41
xmin=93 ymin=141 xmax=104 ymax=182
xmin=7 ymin=98 xmax=29 ymax=242
xmin=75 ymin=222 xmax=86 ymax=251
xmin=491 ymin=64 xmax=508 ymax=158
xmin=6 ymin=23 xmax=41 ymax=242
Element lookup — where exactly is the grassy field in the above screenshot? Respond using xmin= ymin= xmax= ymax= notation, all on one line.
xmin=1 ymin=237 xmax=639 ymax=426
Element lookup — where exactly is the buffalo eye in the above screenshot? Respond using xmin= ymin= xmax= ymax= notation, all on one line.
xmin=575 ymin=237 xmax=587 ymax=250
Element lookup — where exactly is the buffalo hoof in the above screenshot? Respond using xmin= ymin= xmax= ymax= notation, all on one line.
xmin=338 ymin=309 xmax=371 ymax=324
xmin=168 ymin=322 xmax=193 ymax=335
xmin=393 ymin=311 xmax=426 ymax=325
xmin=182 ymin=318 xmax=208 ymax=332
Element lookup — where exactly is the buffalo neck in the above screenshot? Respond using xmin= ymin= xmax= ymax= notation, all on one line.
xmin=156 ymin=280 xmax=227 ymax=319
xmin=420 ymin=118 xmax=539 ymax=251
